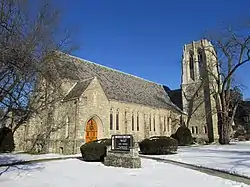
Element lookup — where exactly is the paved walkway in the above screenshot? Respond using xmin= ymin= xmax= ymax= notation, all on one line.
xmin=140 ymin=155 xmax=250 ymax=185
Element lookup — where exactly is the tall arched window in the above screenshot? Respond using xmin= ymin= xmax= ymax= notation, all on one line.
xmin=137 ymin=112 xmax=139 ymax=131
xmin=65 ymin=116 xmax=69 ymax=138
xmin=167 ymin=117 xmax=171 ymax=132
xmin=116 ymin=109 xmax=119 ymax=130
xmin=110 ymin=108 xmax=113 ymax=130
xmin=132 ymin=112 xmax=134 ymax=131
xmin=149 ymin=115 xmax=152 ymax=131
xmin=153 ymin=115 xmax=156 ymax=131
xmin=163 ymin=116 xmax=166 ymax=132
xmin=191 ymin=126 xmax=195 ymax=134
xmin=189 ymin=51 xmax=195 ymax=80
xmin=197 ymin=49 xmax=203 ymax=76
xmin=195 ymin=126 xmax=198 ymax=134
xmin=204 ymin=125 xmax=207 ymax=134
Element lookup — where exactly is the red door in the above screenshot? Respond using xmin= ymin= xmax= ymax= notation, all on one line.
xmin=85 ymin=119 xmax=98 ymax=143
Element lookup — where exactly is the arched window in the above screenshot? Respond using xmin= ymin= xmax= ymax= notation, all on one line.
xmin=137 ymin=112 xmax=139 ymax=131
xmin=189 ymin=51 xmax=195 ymax=80
xmin=132 ymin=112 xmax=134 ymax=131
xmin=163 ymin=116 xmax=166 ymax=132
xmin=204 ymin=125 xmax=207 ymax=134
xmin=197 ymin=49 xmax=203 ymax=76
xmin=149 ymin=115 xmax=152 ymax=131
xmin=195 ymin=126 xmax=198 ymax=134
xmin=116 ymin=109 xmax=119 ymax=130
xmin=65 ymin=116 xmax=69 ymax=138
xmin=153 ymin=115 xmax=156 ymax=131
xmin=110 ymin=108 xmax=113 ymax=130
xmin=167 ymin=117 xmax=171 ymax=132
xmin=191 ymin=126 xmax=195 ymax=134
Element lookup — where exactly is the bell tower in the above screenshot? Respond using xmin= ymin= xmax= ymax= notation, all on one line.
xmin=181 ymin=39 xmax=219 ymax=142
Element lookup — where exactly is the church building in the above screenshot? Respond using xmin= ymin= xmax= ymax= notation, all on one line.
xmin=14 ymin=39 xmax=220 ymax=154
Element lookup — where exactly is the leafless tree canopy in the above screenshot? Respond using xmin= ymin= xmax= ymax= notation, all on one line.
xmin=182 ymin=22 xmax=250 ymax=144
xmin=0 ymin=0 xmax=78 ymax=137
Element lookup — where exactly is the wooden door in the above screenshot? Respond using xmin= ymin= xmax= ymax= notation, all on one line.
xmin=85 ymin=119 xmax=98 ymax=143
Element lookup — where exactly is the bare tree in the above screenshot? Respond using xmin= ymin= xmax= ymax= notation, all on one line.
xmin=0 ymin=0 xmax=79 ymax=147
xmin=181 ymin=22 xmax=249 ymax=145
xmin=182 ymin=80 xmax=206 ymax=128
xmin=206 ymin=23 xmax=250 ymax=144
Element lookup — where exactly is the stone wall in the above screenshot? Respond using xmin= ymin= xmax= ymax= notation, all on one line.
xmin=15 ymin=77 xmax=182 ymax=155
xmin=181 ymin=39 xmax=219 ymax=142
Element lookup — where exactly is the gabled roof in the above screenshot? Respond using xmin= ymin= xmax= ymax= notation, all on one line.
xmin=62 ymin=78 xmax=94 ymax=102
xmin=164 ymin=87 xmax=183 ymax=110
xmin=55 ymin=52 xmax=182 ymax=113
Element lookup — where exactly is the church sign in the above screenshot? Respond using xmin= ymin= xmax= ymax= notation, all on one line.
xmin=111 ymin=135 xmax=133 ymax=151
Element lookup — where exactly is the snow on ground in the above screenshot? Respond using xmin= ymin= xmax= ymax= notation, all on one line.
xmin=0 ymin=158 xmax=249 ymax=187
xmin=0 ymin=152 xmax=81 ymax=165
xmin=145 ymin=141 xmax=250 ymax=178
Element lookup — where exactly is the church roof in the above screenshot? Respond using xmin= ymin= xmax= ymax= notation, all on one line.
xmin=63 ymin=78 xmax=94 ymax=101
xmin=165 ymin=88 xmax=183 ymax=110
xmin=56 ymin=53 xmax=182 ymax=113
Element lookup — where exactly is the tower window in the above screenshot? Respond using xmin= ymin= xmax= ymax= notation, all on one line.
xmin=198 ymin=49 xmax=203 ymax=76
xmin=195 ymin=126 xmax=198 ymax=134
xmin=189 ymin=51 xmax=195 ymax=81
xmin=167 ymin=117 xmax=171 ymax=132
xmin=191 ymin=126 xmax=195 ymax=134
xmin=204 ymin=125 xmax=207 ymax=134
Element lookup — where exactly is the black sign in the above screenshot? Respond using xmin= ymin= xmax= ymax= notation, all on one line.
xmin=111 ymin=135 xmax=133 ymax=151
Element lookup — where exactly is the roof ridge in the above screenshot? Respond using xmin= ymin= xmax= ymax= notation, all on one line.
xmin=78 ymin=76 xmax=95 ymax=83
xmin=64 ymin=53 xmax=163 ymax=86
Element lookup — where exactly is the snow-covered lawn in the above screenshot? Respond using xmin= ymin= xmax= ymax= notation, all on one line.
xmin=0 ymin=158 xmax=249 ymax=187
xmin=0 ymin=152 xmax=81 ymax=165
xmin=145 ymin=141 xmax=250 ymax=178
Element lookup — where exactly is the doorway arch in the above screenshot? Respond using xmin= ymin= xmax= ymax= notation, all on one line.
xmin=85 ymin=119 xmax=98 ymax=143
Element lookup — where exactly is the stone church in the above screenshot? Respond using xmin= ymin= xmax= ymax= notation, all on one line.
xmin=14 ymin=39 xmax=220 ymax=154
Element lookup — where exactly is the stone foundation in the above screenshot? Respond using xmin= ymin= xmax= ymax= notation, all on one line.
xmin=104 ymin=147 xmax=141 ymax=168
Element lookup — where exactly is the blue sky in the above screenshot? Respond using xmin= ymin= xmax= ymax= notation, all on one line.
xmin=60 ymin=0 xmax=250 ymax=99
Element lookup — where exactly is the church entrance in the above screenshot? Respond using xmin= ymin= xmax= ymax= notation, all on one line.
xmin=85 ymin=119 xmax=98 ymax=143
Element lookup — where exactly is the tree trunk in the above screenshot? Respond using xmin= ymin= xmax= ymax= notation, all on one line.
xmin=218 ymin=114 xmax=230 ymax=144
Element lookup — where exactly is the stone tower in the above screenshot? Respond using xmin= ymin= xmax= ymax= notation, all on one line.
xmin=181 ymin=39 xmax=219 ymax=142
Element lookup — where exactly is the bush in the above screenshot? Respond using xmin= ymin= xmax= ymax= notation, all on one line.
xmin=193 ymin=137 xmax=209 ymax=145
xmin=234 ymin=126 xmax=245 ymax=138
xmin=0 ymin=127 xmax=15 ymax=153
xmin=172 ymin=126 xmax=193 ymax=146
xmin=93 ymin=138 xmax=112 ymax=146
xmin=245 ymin=134 xmax=250 ymax=141
xmin=139 ymin=136 xmax=178 ymax=155
xmin=80 ymin=138 xmax=111 ymax=162
xmin=238 ymin=135 xmax=245 ymax=141
xmin=170 ymin=133 xmax=177 ymax=140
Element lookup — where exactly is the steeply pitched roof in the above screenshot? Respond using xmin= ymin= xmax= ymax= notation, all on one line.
xmin=63 ymin=78 xmax=94 ymax=101
xmin=55 ymin=52 xmax=182 ymax=112
xmin=164 ymin=87 xmax=183 ymax=110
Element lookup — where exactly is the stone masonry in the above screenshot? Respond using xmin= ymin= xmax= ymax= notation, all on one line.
xmin=14 ymin=52 xmax=182 ymax=154
xmin=181 ymin=39 xmax=219 ymax=142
